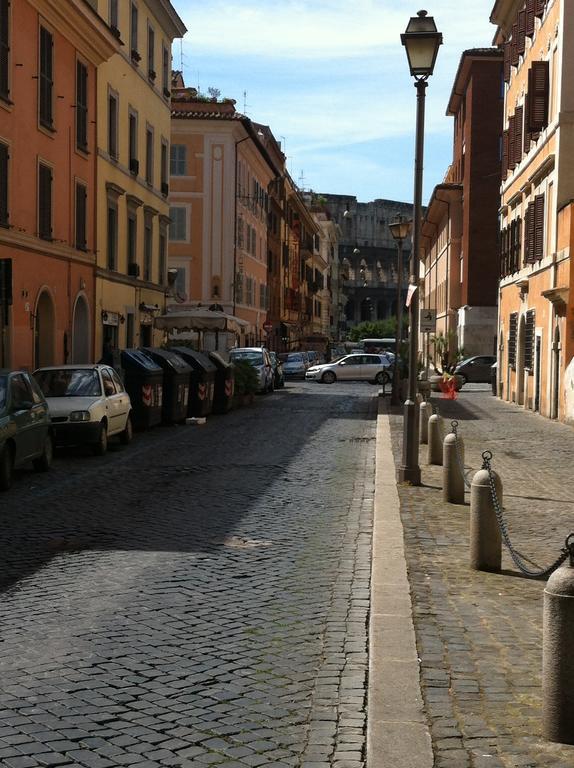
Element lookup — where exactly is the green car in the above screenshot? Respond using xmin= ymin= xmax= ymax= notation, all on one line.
xmin=0 ymin=369 xmax=53 ymax=490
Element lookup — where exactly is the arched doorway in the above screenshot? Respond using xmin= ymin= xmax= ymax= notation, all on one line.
xmin=551 ymin=324 xmax=561 ymax=419
xmin=34 ymin=290 xmax=55 ymax=368
xmin=72 ymin=294 xmax=90 ymax=363
xmin=516 ymin=314 xmax=526 ymax=405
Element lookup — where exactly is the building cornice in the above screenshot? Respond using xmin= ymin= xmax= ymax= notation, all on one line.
xmin=0 ymin=227 xmax=96 ymax=264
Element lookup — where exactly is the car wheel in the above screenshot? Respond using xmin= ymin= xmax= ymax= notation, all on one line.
xmin=458 ymin=374 xmax=467 ymax=386
xmin=322 ymin=371 xmax=336 ymax=384
xmin=93 ymin=422 xmax=108 ymax=456
xmin=120 ymin=414 xmax=133 ymax=445
xmin=375 ymin=371 xmax=390 ymax=385
xmin=0 ymin=444 xmax=14 ymax=491
xmin=33 ymin=433 xmax=53 ymax=472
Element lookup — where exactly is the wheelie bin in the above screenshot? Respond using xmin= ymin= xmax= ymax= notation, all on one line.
xmin=142 ymin=348 xmax=191 ymax=423
xmin=206 ymin=351 xmax=235 ymax=413
xmin=120 ymin=349 xmax=163 ymax=429
xmin=170 ymin=347 xmax=216 ymax=418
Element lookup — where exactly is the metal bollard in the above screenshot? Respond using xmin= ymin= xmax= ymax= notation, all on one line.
xmin=419 ymin=401 xmax=432 ymax=445
xmin=443 ymin=432 xmax=465 ymax=504
xmin=427 ymin=414 xmax=442 ymax=465
xmin=543 ymin=538 xmax=574 ymax=744
xmin=470 ymin=464 xmax=502 ymax=572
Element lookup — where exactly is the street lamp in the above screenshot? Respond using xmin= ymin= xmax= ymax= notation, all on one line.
xmin=389 ymin=214 xmax=412 ymax=406
xmin=398 ymin=9 xmax=442 ymax=486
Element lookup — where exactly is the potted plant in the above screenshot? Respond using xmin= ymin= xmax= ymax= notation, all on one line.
xmin=231 ymin=359 xmax=259 ymax=406
xmin=428 ymin=331 xmax=465 ymax=391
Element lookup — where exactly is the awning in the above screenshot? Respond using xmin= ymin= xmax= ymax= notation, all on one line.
xmin=155 ymin=307 xmax=249 ymax=334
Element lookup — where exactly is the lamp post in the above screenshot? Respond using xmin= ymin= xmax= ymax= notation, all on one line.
xmin=398 ymin=9 xmax=442 ymax=485
xmin=389 ymin=214 xmax=412 ymax=406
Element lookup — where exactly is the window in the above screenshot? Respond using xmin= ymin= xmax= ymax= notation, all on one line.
xmin=107 ymin=199 xmax=117 ymax=270
xmin=246 ymin=276 xmax=253 ymax=306
xmin=158 ymin=227 xmax=166 ymax=283
xmin=147 ymin=24 xmax=155 ymax=79
xmin=508 ymin=312 xmax=518 ymax=368
xmin=161 ymin=139 xmax=168 ymax=195
xmin=128 ymin=109 xmax=138 ymax=174
xmin=526 ymin=61 xmax=549 ymax=134
xmin=39 ymin=27 xmax=54 ymax=129
xmin=169 ymin=206 xmax=187 ymax=241
xmin=524 ymin=194 xmax=545 ymax=263
xmin=108 ymin=90 xmax=118 ymax=159
xmin=145 ymin=126 xmax=153 ymax=184
xmin=75 ymin=182 xmax=87 ymax=250
xmin=109 ymin=0 xmax=118 ymax=30
xmin=174 ymin=266 xmax=186 ymax=296
xmin=524 ymin=310 xmax=535 ymax=370
xmin=38 ymin=163 xmax=52 ymax=240
xmin=259 ymin=283 xmax=267 ymax=309
xmin=162 ymin=43 xmax=169 ymax=96
xmin=76 ymin=61 xmax=88 ymax=151
xmin=170 ymin=144 xmax=186 ymax=176
xmin=127 ymin=211 xmax=137 ymax=270
xmin=235 ymin=272 xmax=243 ymax=304
xmin=0 ymin=0 xmax=10 ymax=101
xmin=0 ymin=141 xmax=8 ymax=227
xmin=130 ymin=2 xmax=139 ymax=62
xmin=144 ymin=216 xmax=152 ymax=281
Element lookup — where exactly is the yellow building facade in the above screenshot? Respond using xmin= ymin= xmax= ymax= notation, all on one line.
xmin=93 ymin=0 xmax=185 ymax=358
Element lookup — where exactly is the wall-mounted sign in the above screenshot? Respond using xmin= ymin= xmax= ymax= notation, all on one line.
xmin=419 ymin=308 xmax=437 ymax=334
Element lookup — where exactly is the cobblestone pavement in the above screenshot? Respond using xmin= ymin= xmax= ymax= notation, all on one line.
xmin=0 ymin=381 xmax=376 ymax=768
xmin=387 ymin=387 xmax=574 ymax=768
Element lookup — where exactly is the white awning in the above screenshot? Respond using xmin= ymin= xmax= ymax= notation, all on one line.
xmin=154 ymin=308 xmax=249 ymax=334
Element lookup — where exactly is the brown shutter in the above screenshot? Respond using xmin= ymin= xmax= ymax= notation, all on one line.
xmin=0 ymin=0 xmax=9 ymax=100
xmin=516 ymin=216 xmax=522 ymax=272
xmin=518 ymin=9 xmax=526 ymax=55
xmin=502 ymin=129 xmax=509 ymax=178
xmin=528 ymin=60 xmax=549 ymax=132
xmin=38 ymin=164 xmax=52 ymax=239
xmin=526 ymin=0 xmax=535 ymax=36
xmin=511 ymin=23 xmax=519 ymax=66
xmin=515 ymin=106 xmax=523 ymax=166
xmin=524 ymin=91 xmax=531 ymax=153
xmin=535 ymin=0 xmax=546 ymax=18
xmin=503 ymin=41 xmax=511 ymax=83
xmin=525 ymin=202 xmax=535 ymax=263
xmin=75 ymin=183 xmax=86 ymax=250
xmin=508 ymin=116 xmax=516 ymax=170
xmin=0 ymin=142 xmax=7 ymax=226
xmin=534 ymin=193 xmax=545 ymax=260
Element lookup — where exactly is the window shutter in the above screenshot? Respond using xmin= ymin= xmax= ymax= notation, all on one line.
xmin=0 ymin=142 xmax=7 ymax=226
xmin=76 ymin=62 xmax=88 ymax=151
xmin=514 ymin=106 xmax=523 ymax=166
xmin=508 ymin=116 xmax=516 ymax=170
xmin=524 ymin=92 xmax=531 ymax=153
xmin=503 ymin=41 xmax=511 ymax=83
xmin=534 ymin=193 xmax=544 ymax=260
xmin=525 ymin=202 xmax=536 ymax=263
xmin=525 ymin=0 xmax=535 ymax=36
xmin=510 ymin=23 xmax=519 ymax=66
xmin=508 ymin=313 xmax=518 ymax=368
xmin=0 ymin=0 xmax=9 ymax=100
xmin=502 ymin=129 xmax=509 ymax=178
xmin=534 ymin=0 xmax=546 ymax=18
xmin=75 ymin=183 xmax=86 ymax=250
xmin=528 ymin=60 xmax=549 ymax=132
xmin=38 ymin=164 xmax=52 ymax=239
xmin=516 ymin=216 xmax=522 ymax=272
xmin=517 ymin=9 xmax=526 ymax=55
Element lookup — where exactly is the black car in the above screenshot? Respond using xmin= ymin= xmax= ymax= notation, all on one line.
xmin=454 ymin=355 xmax=497 ymax=384
xmin=0 ymin=369 xmax=53 ymax=490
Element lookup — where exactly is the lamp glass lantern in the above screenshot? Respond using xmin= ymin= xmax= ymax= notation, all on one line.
xmin=400 ymin=10 xmax=443 ymax=79
xmin=389 ymin=214 xmax=412 ymax=243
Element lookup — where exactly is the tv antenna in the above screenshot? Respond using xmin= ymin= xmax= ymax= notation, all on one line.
xmin=243 ymin=90 xmax=251 ymax=115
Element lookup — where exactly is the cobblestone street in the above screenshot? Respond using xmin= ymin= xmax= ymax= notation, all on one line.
xmin=0 ymin=382 xmax=376 ymax=768
xmin=387 ymin=387 xmax=574 ymax=768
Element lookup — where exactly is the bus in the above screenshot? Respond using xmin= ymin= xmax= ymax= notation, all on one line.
xmin=359 ymin=338 xmax=396 ymax=354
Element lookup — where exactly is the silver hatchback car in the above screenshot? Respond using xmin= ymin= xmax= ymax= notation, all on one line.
xmin=305 ymin=353 xmax=393 ymax=385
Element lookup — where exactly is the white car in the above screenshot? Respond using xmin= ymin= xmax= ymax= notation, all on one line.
xmin=229 ymin=347 xmax=274 ymax=394
xmin=305 ymin=353 xmax=393 ymax=385
xmin=34 ymin=364 xmax=132 ymax=455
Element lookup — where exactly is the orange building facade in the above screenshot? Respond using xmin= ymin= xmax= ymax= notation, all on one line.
xmin=0 ymin=0 xmax=117 ymax=369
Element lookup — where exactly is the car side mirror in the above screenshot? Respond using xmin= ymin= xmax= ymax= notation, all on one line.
xmin=339 ymin=361 xmax=346 ymax=366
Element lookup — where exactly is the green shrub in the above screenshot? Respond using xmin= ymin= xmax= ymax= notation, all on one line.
xmin=232 ymin=359 xmax=259 ymax=395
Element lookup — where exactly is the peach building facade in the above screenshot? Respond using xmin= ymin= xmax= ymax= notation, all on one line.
xmin=0 ymin=0 xmax=117 ymax=369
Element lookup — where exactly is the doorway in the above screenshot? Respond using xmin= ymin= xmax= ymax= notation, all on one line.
xmin=72 ymin=295 xmax=90 ymax=363
xmin=516 ymin=314 xmax=526 ymax=405
xmin=34 ymin=290 xmax=56 ymax=368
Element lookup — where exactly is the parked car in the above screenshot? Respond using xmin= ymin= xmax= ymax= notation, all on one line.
xmin=306 ymin=353 xmax=393 ymax=384
xmin=34 ymin=364 xmax=133 ymax=455
xmin=306 ymin=350 xmax=320 ymax=367
xmin=278 ymin=352 xmax=308 ymax=379
xmin=453 ymin=355 xmax=497 ymax=385
xmin=269 ymin=352 xmax=285 ymax=389
xmin=0 ymin=369 xmax=53 ymax=490
xmin=229 ymin=348 xmax=274 ymax=394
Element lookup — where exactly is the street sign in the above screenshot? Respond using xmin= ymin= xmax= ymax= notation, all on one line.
xmin=419 ymin=308 xmax=437 ymax=334
xmin=263 ymin=322 xmax=273 ymax=333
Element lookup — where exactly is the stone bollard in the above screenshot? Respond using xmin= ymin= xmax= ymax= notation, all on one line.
xmin=443 ymin=432 xmax=465 ymax=504
xmin=419 ymin=401 xmax=432 ymax=445
xmin=470 ymin=461 xmax=502 ymax=572
xmin=543 ymin=541 xmax=574 ymax=744
xmin=427 ymin=414 xmax=443 ymax=466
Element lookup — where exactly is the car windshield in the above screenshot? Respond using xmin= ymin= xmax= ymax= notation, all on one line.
xmin=281 ymin=353 xmax=303 ymax=363
xmin=35 ymin=369 xmax=102 ymax=398
xmin=230 ymin=351 xmax=263 ymax=366
xmin=0 ymin=375 xmax=6 ymax=411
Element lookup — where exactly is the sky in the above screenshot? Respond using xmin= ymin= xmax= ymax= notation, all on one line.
xmin=174 ymin=1 xmax=497 ymax=206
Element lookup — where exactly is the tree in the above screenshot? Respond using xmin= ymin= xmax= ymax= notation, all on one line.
xmin=348 ymin=318 xmax=402 ymax=342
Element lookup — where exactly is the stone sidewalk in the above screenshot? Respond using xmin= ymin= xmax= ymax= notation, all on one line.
xmin=379 ymin=388 xmax=574 ymax=768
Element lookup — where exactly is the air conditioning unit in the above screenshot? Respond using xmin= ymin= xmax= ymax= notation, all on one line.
xmin=128 ymin=262 xmax=140 ymax=278
xmin=129 ymin=158 xmax=139 ymax=175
